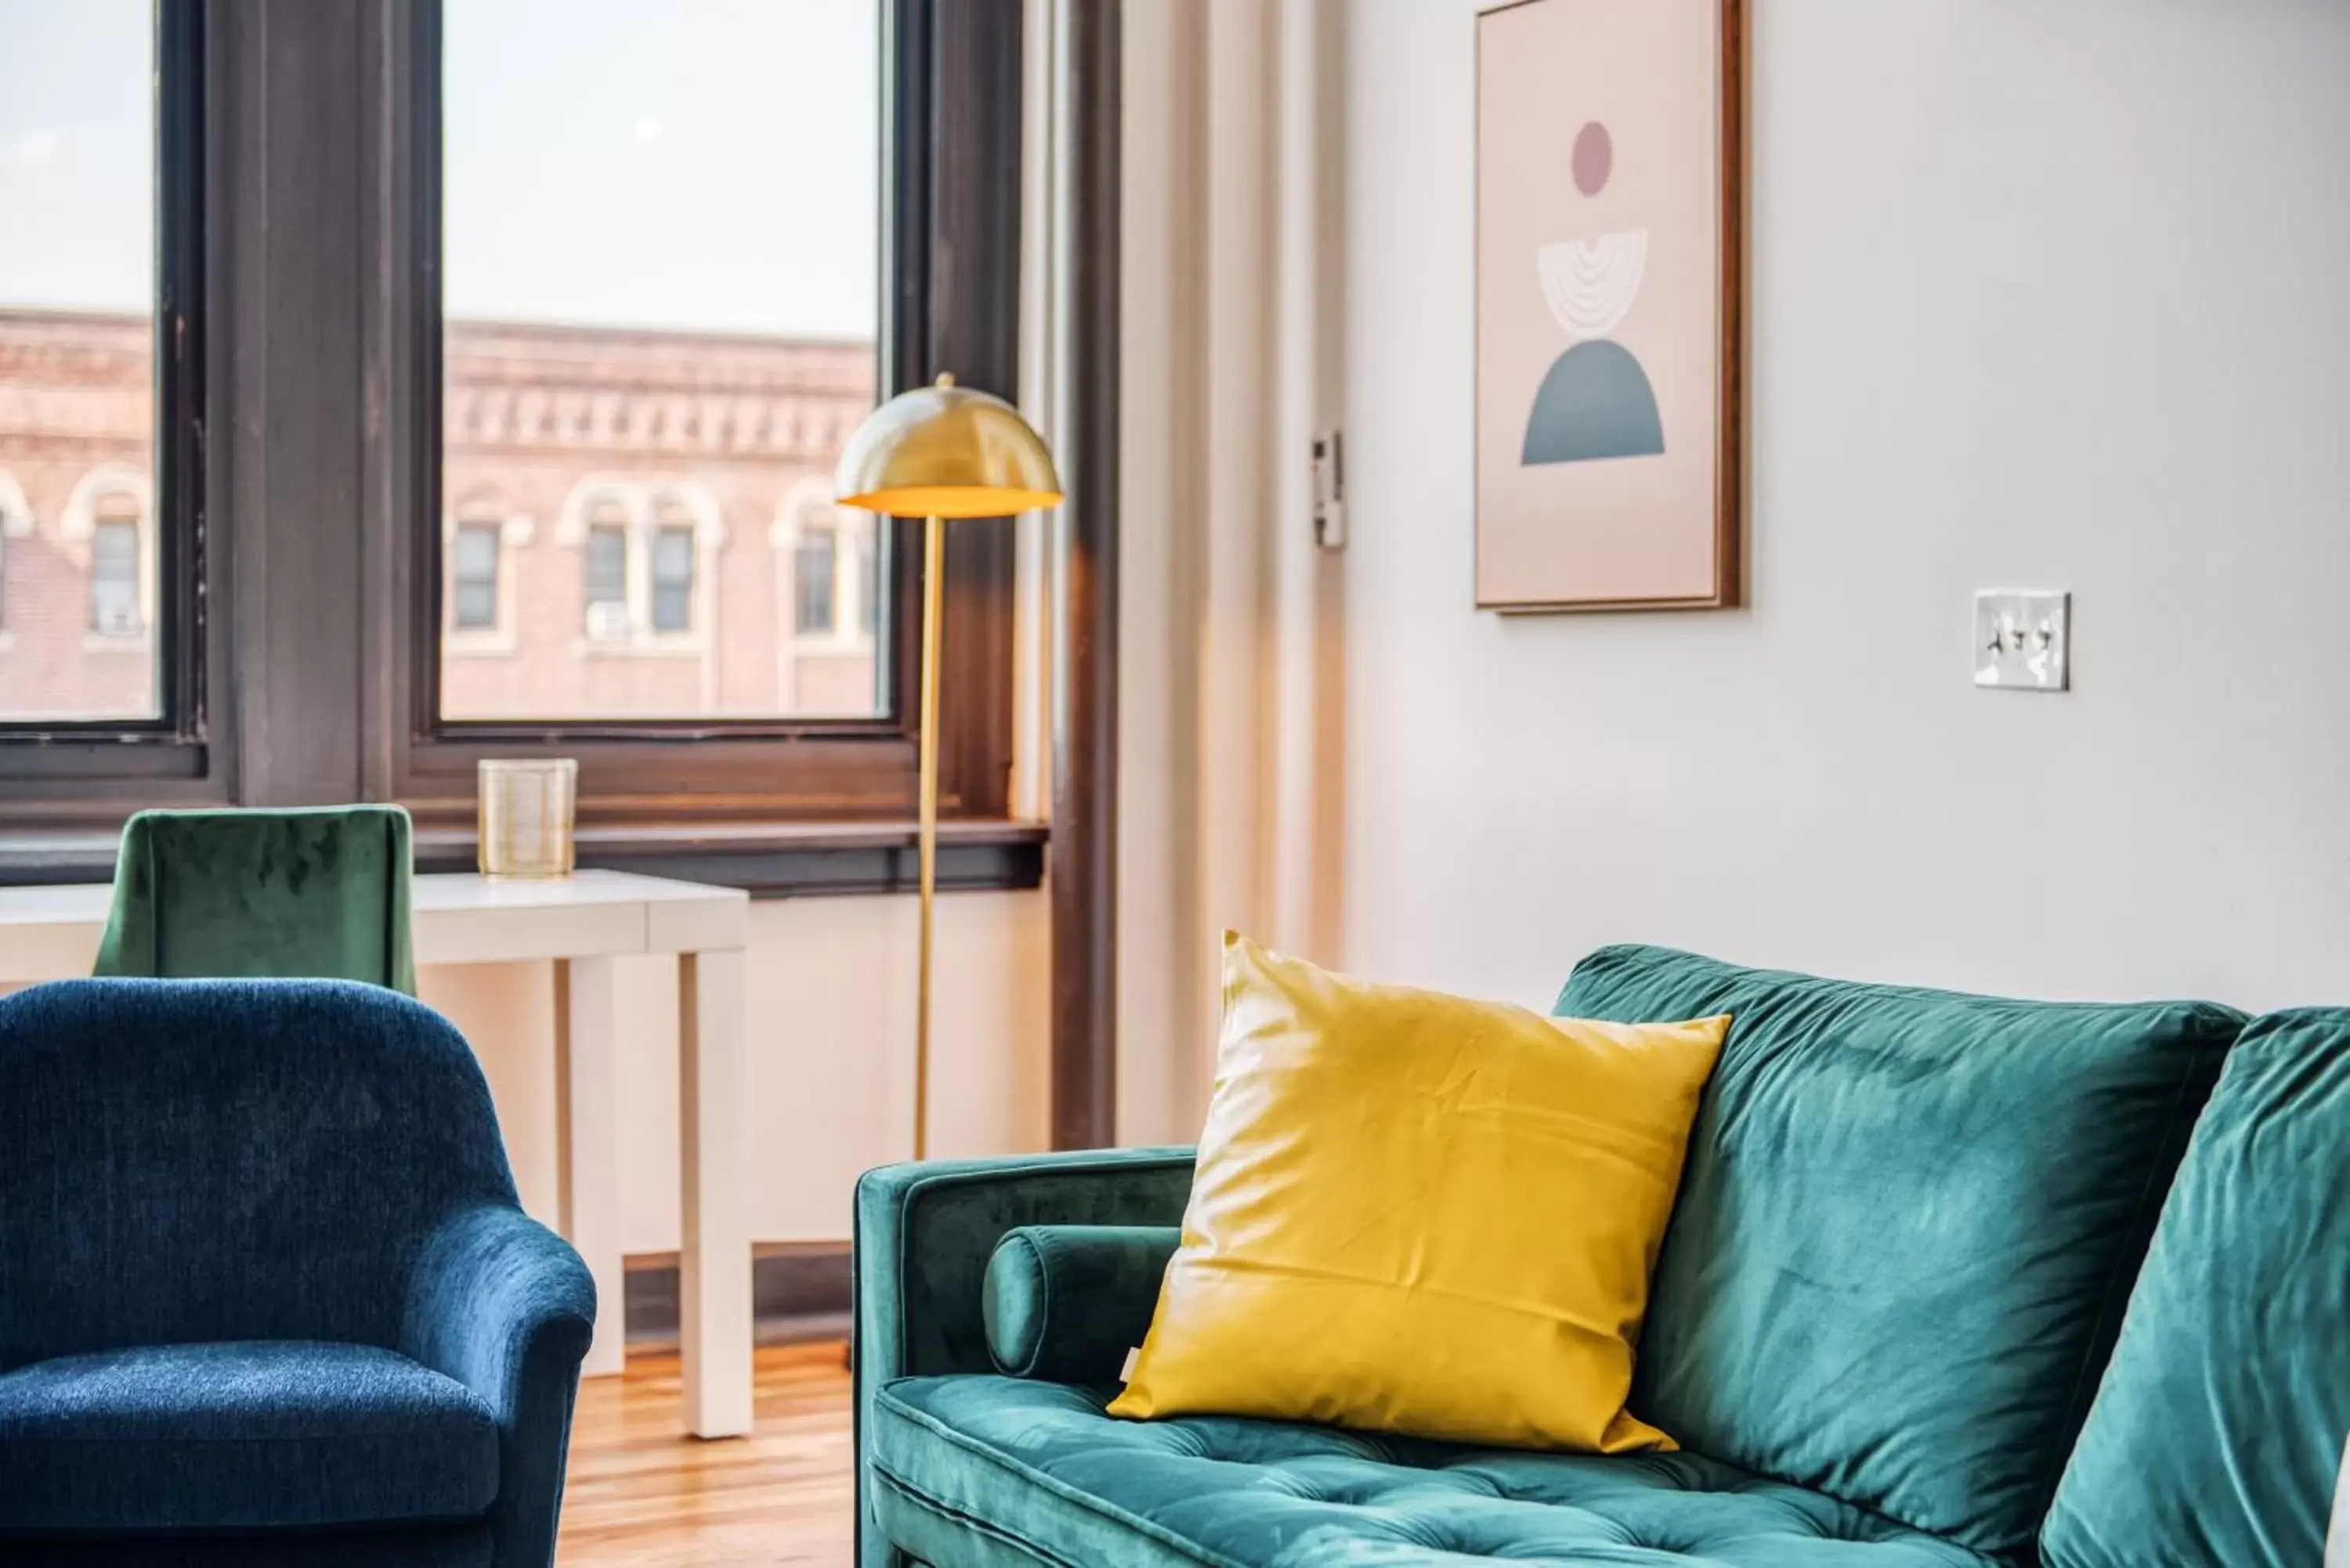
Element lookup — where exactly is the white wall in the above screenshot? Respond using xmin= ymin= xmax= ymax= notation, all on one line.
xmin=422 ymin=890 xmax=1050 ymax=1250
xmin=1342 ymin=0 xmax=2350 ymax=1013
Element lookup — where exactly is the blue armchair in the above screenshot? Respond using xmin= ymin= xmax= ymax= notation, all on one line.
xmin=0 ymin=979 xmax=595 ymax=1567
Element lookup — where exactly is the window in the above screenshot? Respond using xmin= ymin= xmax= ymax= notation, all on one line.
xmin=794 ymin=526 xmax=837 ymax=636
xmin=651 ymin=523 xmax=695 ymax=634
xmin=0 ymin=0 xmax=195 ymax=729
xmin=444 ymin=505 xmax=526 ymax=657
xmin=433 ymin=0 xmax=881 ymax=721
xmin=392 ymin=0 xmax=1025 ymax=834
xmin=0 ymin=469 xmax=31 ymax=631
xmin=853 ymin=526 xmax=877 ymax=637
xmin=451 ymin=522 xmax=500 ymax=630
xmin=584 ymin=518 xmax=628 ymax=641
xmin=89 ymin=514 xmax=143 ymax=638
xmin=0 ymin=1 xmax=1036 ymax=865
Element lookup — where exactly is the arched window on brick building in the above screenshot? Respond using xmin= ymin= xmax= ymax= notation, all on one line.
xmin=771 ymin=483 xmax=878 ymax=716
xmin=555 ymin=478 xmax=725 ymax=649
xmin=443 ymin=494 xmax=531 ymax=655
xmin=0 ymin=470 xmax=34 ymax=629
xmin=61 ymin=464 xmax=156 ymax=644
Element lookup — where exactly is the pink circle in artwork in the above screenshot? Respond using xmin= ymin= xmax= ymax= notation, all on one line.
xmin=1572 ymin=121 xmax=1613 ymax=197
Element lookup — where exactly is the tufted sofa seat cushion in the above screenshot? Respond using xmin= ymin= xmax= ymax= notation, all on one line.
xmin=871 ymin=1375 xmax=1995 ymax=1568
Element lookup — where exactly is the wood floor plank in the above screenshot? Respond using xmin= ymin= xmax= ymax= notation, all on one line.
xmin=559 ymin=1342 xmax=854 ymax=1567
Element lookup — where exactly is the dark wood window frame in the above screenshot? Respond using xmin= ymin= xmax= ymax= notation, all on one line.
xmin=379 ymin=0 xmax=1027 ymax=846
xmin=0 ymin=0 xmax=1044 ymax=897
xmin=0 ymin=0 xmax=218 ymax=809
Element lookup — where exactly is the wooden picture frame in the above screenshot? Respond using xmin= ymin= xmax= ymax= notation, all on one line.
xmin=1474 ymin=0 xmax=1743 ymax=612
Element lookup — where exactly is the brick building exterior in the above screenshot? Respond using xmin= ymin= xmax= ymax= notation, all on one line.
xmin=0 ymin=308 xmax=879 ymax=723
xmin=0 ymin=310 xmax=161 ymax=721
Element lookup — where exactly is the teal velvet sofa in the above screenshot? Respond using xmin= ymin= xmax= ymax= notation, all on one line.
xmin=854 ymin=946 xmax=2350 ymax=1568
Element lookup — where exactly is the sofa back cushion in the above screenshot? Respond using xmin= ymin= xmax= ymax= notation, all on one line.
xmin=1557 ymin=945 xmax=2242 ymax=1559
xmin=2041 ymin=1007 xmax=2350 ymax=1568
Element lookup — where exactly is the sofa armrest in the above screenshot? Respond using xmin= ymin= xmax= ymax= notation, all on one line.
xmin=984 ymin=1224 xmax=1181 ymax=1382
xmin=400 ymin=1204 xmax=595 ymax=1568
xmin=853 ymin=1147 xmax=1195 ymax=1568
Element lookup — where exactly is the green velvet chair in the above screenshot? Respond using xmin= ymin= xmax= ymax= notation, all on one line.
xmin=92 ymin=805 xmax=418 ymax=995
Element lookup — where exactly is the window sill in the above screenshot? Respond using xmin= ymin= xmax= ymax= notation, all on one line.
xmin=426 ymin=817 xmax=1047 ymax=897
xmin=571 ymin=634 xmax=710 ymax=660
xmin=81 ymin=633 xmax=152 ymax=655
xmin=444 ymin=629 xmax=518 ymax=656
xmin=0 ymin=817 xmax=1047 ymax=898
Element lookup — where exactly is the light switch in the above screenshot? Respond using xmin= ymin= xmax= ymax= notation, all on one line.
xmin=1973 ymin=591 xmax=2069 ymax=692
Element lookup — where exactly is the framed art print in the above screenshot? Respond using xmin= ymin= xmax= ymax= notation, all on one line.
xmin=1476 ymin=0 xmax=1742 ymax=611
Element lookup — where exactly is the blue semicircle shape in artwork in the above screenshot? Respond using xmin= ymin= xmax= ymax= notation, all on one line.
xmin=1520 ymin=339 xmax=1665 ymax=465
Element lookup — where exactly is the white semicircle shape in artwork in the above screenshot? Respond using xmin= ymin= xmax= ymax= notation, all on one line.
xmin=1536 ymin=229 xmax=1649 ymax=343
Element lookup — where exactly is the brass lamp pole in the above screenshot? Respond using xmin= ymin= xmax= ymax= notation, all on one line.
xmin=833 ymin=374 xmax=1061 ymax=1160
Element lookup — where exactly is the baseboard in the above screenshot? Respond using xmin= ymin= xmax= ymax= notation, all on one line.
xmin=623 ymin=1241 xmax=851 ymax=1343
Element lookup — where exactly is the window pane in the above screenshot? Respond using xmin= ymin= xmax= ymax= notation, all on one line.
xmin=794 ymin=527 xmax=836 ymax=635
xmin=583 ymin=524 xmax=627 ymax=642
xmin=454 ymin=522 xmax=499 ymax=577
xmin=650 ymin=524 xmax=693 ymax=634
xmin=437 ymin=0 xmax=882 ymax=721
xmin=89 ymin=518 xmax=142 ymax=636
xmin=853 ymin=527 xmax=877 ymax=636
xmin=454 ymin=580 xmax=497 ymax=632
xmin=0 ymin=0 xmax=162 ymax=720
xmin=452 ymin=522 xmax=499 ymax=630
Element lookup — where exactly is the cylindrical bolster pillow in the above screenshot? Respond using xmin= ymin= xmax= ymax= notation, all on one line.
xmin=982 ymin=1224 xmax=1181 ymax=1382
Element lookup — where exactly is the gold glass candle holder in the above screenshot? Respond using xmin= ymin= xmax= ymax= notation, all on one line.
xmin=478 ymin=758 xmax=577 ymax=880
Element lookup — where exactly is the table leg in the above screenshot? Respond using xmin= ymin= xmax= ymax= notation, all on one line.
xmin=679 ymin=945 xmax=753 ymax=1438
xmin=555 ymin=956 xmax=626 ymax=1379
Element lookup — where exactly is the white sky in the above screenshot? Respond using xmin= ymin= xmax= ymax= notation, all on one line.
xmin=0 ymin=0 xmax=880 ymax=339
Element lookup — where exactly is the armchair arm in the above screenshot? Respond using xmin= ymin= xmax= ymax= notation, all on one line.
xmin=401 ymin=1204 xmax=595 ymax=1568
xmin=853 ymin=1147 xmax=1195 ymax=1568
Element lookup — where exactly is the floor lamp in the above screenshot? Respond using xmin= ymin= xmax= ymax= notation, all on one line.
xmin=833 ymin=374 xmax=1062 ymax=1161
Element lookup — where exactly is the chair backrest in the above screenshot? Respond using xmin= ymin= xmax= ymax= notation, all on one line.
xmin=0 ymin=978 xmax=517 ymax=1370
xmin=1556 ymin=945 xmax=2243 ymax=1562
xmin=93 ymin=805 xmax=417 ymax=994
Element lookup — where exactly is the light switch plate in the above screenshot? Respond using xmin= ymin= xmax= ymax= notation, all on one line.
xmin=1974 ymin=591 xmax=2070 ymax=692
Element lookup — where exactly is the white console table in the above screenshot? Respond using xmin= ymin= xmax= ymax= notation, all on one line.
xmin=0 ymin=869 xmax=754 ymax=1440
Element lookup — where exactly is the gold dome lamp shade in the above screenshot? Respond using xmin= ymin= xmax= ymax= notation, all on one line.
xmin=832 ymin=375 xmax=1061 ymax=1161
xmin=834 ymin=374 xmax=1063 ymax=518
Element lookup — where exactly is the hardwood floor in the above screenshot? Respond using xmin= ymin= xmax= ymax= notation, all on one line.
xmin=560 ymin=1341 xmax=855 ymax=1566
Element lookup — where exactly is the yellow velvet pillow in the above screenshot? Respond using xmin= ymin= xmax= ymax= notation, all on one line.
xmin=1109 ymin=933 xmax=1727 ymax=1452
